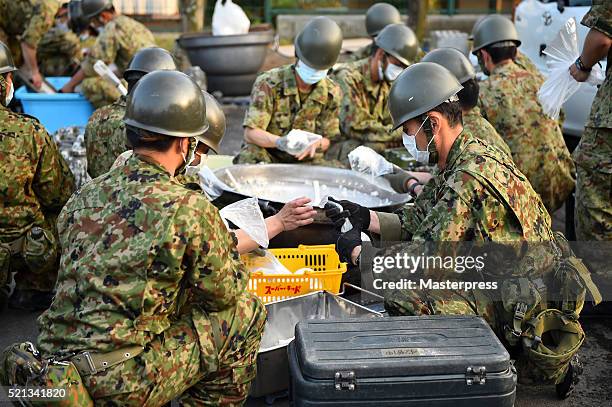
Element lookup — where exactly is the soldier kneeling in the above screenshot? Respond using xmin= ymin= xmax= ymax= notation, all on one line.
xmin=1 ymin=70 xmax=266 ymax=406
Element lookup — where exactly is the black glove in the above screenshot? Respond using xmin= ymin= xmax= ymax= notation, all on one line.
xmin=335 ymin=226 xmax=362 ymax=264
xmin=324 ymin=197 xmax=370 ymax=231
xmin=382 ymin=165 xmax=418 ymax=194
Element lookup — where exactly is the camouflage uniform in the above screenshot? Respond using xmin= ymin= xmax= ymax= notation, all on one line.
xmin=36 ymin=26 xmax=81 ymax=77
xmin=514 ymin=49 xmax=543 ymax=80
xmin=462 ymin=105 xmax=512 ymax=157
xmin=479 ymin=61 xmax=575 ymax=213
xmin=348 ymin=42 xmax=373 ymax=62
xmin=0 ymin=75 xmax=75 ymax=302
xmin=375 ymin=130 xmax=574 ymax=384
xmin=235 ymin=64 xmax=342 ymax=166
xmin=0 ymin=0 xmax=58 ymax=66
xmin=328 ymin=58 xmax=402 ymax=163
xmin=573 ymin=1 xmax=612 ymax=284
xmin=84 ymin=96 xmax=128 ymax=179
xmin=80 ymin=15 xmax=155 ymax=108
xmin=37 ymin=155 xmax=266 ymax=405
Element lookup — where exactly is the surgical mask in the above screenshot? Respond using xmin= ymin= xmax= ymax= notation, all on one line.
xmin=402 ymin=116 xmax=435 ymax=165
xmin=5 ymin=80 xmax=13 ymax=106
xmin=185 ymin=151 xmax=208 ymax=176
xmin=295 ymin=60 xmax=328 ymax=85
xmin=384 ymin=62 xmax=403 ymax=82
xmin=56 ymin=21 xmax=69 ymax=32
xmin=177 ymin=138 xmax=197 ymax=175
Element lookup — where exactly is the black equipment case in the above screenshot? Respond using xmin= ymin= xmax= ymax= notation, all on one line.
xmin=288 ymin=315 xmax=516 ymax=406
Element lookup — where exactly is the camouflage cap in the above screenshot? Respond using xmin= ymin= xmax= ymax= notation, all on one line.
xmin=294 ymin=17 xmax=343 ymax=70
xmin=0 ymin=41 xmax=17 ymax=75
xmin=374 ymin=24 xmax=418 ymax=67
xmin=472 ymin=14 xmax=521 ymax=54
xmin=421 ymin=47 xmax=475 ymax=84
xmin=366 ymin=3 xmax=401 ymax=37
xmin=124 ymin=70 xmax=209 ymax=138
xmin=389 ymin=62 xmax=463 ymax=130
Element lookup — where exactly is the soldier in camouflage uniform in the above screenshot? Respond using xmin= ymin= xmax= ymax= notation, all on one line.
xmin=0 ymin=41 xmax=75 ymax=311
xmin=349 ymin=2 xmax=401 ymax=62
xmin=37 ymin=71 xmax=266 ymax=405
xmin=234 ymin=17 xmax=343 ymax=166
xmin=325 ymin=62 xmax=592 ymax=397
xmin=328 ymin=24 xmax=417 ymax=164
xmin=60 ymin=0 xmax=156 ymax=108
xmin=569 ymin=0 xmax=611 ymax=286
xmin=473 ymin=15 xmax=575 ymax=213
xmin=36 ymin=3 xmax=82 ymax=77
xmin=84 ymin=47 xmax=177 ymax=179
xmin=0 ymin=0 xmax=59 ymax=89
xmin=422 ymin=47 xmax=511 ymax=156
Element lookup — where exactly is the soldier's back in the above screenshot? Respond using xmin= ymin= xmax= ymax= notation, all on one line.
xmin=84 ymin=97 xmax=128 ymax=178
xmin=462 ymin=106 xmax=511 ymax=156
xmin=479 ymin=62 xmax=575 ymax=212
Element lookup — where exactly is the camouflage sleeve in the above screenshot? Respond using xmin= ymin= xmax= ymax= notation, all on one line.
xmin=581 ymin=2 xmax=612 ymax=38
xmin=243 ymin=74 xmax=273 ymax=130
xmin=18 ymin=0 xmax=58 ymax=47
xmin=81 ymin=27 xmax=119 ymax=77
xmin=410 ymin=173 xmax=488 ymax=241
xmin=316 ymin=82 xmax=341 ymax=141
xmin=336 ymin=71 xmax=394 ymax=142
xmin=182 ymin=196 xmax=249 ymax=312
xmin=33 ymin=127 xmax=76 ymax=213
xmin=395 ymin=177 xmax=437 ymax=240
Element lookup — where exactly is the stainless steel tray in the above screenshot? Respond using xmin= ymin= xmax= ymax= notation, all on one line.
xmin=214 ymin=164 xmax=411 ymax=210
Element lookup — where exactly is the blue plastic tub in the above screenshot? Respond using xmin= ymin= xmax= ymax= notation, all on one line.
xmin=15 ymin=77 xmax=95 ymax=133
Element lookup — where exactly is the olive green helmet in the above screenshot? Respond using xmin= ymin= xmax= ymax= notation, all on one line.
xmin=374 ymin=24 xmax=418 ymax=66
xmin=123 ymin=47 xmax=177 ymax=81
xmin=471 ymin=14 xmax=521 ymax=54
xmin=0 ymin=41 xmax=17 ymax=75
xmin=197 ymin=92 xmax=226 ymax=154
xmin=81 ymin=0 xmax=113 ymax=19
xmin=294 ymin=17 xmax=343 ymax=70
xmin=389 ymin=62 xmax=463 ymax=130
xmin=124 ymin=71 xmax=209 ymax=138
xmin=366 ymin=3 xmax=401 ymax=37
xmin=421 ymin=47 xmax=475 ymax=84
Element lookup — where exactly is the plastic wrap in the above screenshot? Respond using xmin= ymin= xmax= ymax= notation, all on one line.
xmin=276 ymin=129 xmax=322 ymax=156
xmin=52 ymin=126 xmax=91 ymax=189
xmin=538 ymin=17 xmax=605 ymax=119
xmin=219 ymin=197 xmax=269 ymax=248
xmin=348 ymin=146 xmax=393 ymax=177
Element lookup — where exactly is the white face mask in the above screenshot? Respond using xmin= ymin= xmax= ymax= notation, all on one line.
xmin=295 ymin=60 xmax=328 ymax=85
xmin=402 ymin=116 xmax=434 ymax=165
xmin=384 ymin=62 xmax=403 ymax=82
xmin=5 ymin=79 xmax=14 ymax=106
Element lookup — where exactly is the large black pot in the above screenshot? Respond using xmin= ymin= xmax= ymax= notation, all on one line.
xmin=178 ymin=25 xmax=274 ymax=96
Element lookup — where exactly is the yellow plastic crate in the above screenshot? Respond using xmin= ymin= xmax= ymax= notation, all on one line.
xmin=242 ymin=244 xmax=347 ymax=304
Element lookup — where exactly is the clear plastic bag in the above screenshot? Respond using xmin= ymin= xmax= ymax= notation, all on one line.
xmin=219 ymin=198 xmax=269 ymax=248
xmin=276 ymin=129 xmax=322 ymax=156
xmin=538 ymin=17 xmax=605 ymax=119
xmin=348 ymin=146 xmax=394 ymax=177
xmin=243 ymin=250 xmax=290 ymax=275
xmin=212 ymin=0 xmax=250 ymax=36
xmin=195 ymin=166 xmax=234 ymax=200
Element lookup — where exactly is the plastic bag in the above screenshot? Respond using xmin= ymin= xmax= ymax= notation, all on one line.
xmin=348 ymin=146 xmax=394 ymax=177
xmin=319 ymin=196 xmax=353 ymax=233
xmin=538 ymin=17 xmax=605 ymax=119
xmin=276 ymin=129 xmax=322 ymax=156
xmin=212 ymin=0 xmax=250 ymax=36
xmin=243 ymin=250 xmax=289 ymax=275
xmin=195 ymin=165 xmax=234 ymax=200
xmin=219 ymin=197 xmax=269 ymax=248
